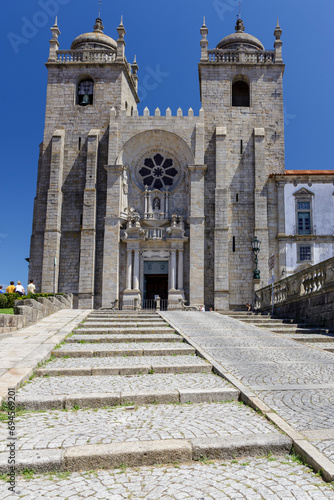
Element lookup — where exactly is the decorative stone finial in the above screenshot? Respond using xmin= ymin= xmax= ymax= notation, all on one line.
xmin=50 ymin=17 xmax=60 ymax=41
xmin=116 ymin=16 xmax=126 ymax=62
xmin=274 ymin=18 xmax=282 ymax=40
xmin=274 ymin=19 xmax=283 ymax=63
xmin=93 ymin=17 xmax=104 ymax=33
xmin=117 ymin=16 xmax=126 ymax=39
xmin=49 ymin=18 xmax=61 ymax=61
xmin=200 ymin=16 xmax=209 ymax=62
xmin=131 ymin=56 xmax=139 ymax=78
xmin=235 ymin=18 xmax=245 ymax=33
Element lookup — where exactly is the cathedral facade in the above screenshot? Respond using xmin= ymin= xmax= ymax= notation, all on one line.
xmin=29 ymin=15 xmax=333 ymax=309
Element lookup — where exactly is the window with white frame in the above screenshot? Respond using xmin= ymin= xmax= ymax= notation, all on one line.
xmin=298 ymin=245 xmax=312 ymax=262
xmin=293 ymin=188 xmax=314 ymax=235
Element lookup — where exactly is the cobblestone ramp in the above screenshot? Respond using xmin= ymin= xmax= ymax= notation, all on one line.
xmin=162 ymin=311 xmax=334 ymax=483
xmin=0 ymin=310 xmax=295 ymax=476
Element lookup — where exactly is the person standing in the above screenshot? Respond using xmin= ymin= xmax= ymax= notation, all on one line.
xmin=27 ymin=280 xmax=36 ymax=294
xmin=6 ymin=281 xmax=16 ymax=293
xmin=15 ymin=281 xmax=25 ymax=296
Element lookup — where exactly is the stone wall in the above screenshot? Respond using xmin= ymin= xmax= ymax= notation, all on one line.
xmin=0 ymin=294 xmax=73 ymax=334
xmin=255 ymin=257 xmax=334 ymax=329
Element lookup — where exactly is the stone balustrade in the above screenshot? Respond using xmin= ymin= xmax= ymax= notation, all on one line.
xmin=56 ymin=49 xmax=116 ymax=63
xmin=145 ymin=228 xmax=165 ymax=240
xmin=254 ymin=257 xmax=334 ymax=328
xmin=207 ymin=49 xmax=275 ymax=64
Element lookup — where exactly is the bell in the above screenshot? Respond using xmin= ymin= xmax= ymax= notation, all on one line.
xmin=81 ymin=94 xmax=90 ymax=105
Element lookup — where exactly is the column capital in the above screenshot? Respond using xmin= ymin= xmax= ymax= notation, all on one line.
xmin=216 ymin=126 xmax=227 ymax=137
xmin=104 ymin=164 xmax=124 ymax=175
xmin=254 ymin=128 xmax=265 ymax=138
xmin=188 ymin=164 xmax=207 ymax=175
xmin=88 ymin=129 xmax=100 ymax=139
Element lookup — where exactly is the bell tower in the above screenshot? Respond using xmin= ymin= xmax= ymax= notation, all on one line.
xmin=29 ymin=17 xmax=139 ymax=307
xmin=199 ymin=19 xmax=285 ymax=309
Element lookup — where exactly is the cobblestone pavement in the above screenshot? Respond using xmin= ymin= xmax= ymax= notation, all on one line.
xmin=18 ymin=372 xmax=230 ymax=396
xmin=67 ymin=334 xmax=182 ymax=342
xmin=216 ymin=362 xmax=334 ymax=388
xmin=259 ymin=388 xmax=334 ymax=430
xmin=189 ymin=336 xmax=302 ymax=348
xmin=1 ymin=458 xmax=334 ymax=499
xmin=56 ymin=342 xmax=190 ymax=352
xmin=163 ymin=312 xmax=334 ymax=479
xmin=203 ymin=347 xmax=334 ymax=365
xmin=0 ymin=402 xmax=276 ymax=452
xmin=313 ymin=441 xmax=334 ymax=462
xmin=42 ymin=355 xmax=210 ymax=369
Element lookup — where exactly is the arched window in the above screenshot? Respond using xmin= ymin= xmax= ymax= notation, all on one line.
xmin=232 ymin=80 xmax=250 ymax=107
xmin=77 ymin=78 xmax=94 ymax=106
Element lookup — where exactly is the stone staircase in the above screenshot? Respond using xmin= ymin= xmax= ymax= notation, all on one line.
xmin=0 ymin=310 xmax=292 ymax=474
xmin=221 ymin=311 xmax=334 ymax=352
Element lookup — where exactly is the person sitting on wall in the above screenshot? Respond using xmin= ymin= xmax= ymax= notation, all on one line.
xmin=246 ymin=302 xmax=252 ymax=312
xmin=27 ymin=280 xmax=36 ymax=294
xmin=15 ymin=281 xmax=25 ymax=296
xmin=6 ymin=281 xmax=16 ymax=293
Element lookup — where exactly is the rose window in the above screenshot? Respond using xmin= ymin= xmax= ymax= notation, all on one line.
xmin=139 ymin=154 xmax=178 ymax=190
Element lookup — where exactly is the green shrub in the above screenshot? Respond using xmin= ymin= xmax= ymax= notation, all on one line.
xmin=4 ymin=293 xmax=19 ymax=308
xmin=0 ymin=294 xmax=8 ymax=308
xmin=3 ymin=292 xmax=66 ymax=311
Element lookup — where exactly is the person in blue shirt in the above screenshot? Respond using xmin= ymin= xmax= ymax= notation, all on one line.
xmin=0 ymin=286 xmax=5 ymax=294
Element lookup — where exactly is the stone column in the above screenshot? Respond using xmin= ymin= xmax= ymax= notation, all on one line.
xmin=170 ymin=250 xmax=177 ymax=290
xmin=254 ymin=128 xmax=269 ymax=288
xmin=133 ymin=249 xmax=140 ymax=290
xmin=126 ymin=249 xmax=132 ymax=290
xmin=41 ymin=129 xmax=65 ymax=293
xmin=101 ymin=165 xmax=123 ymax=307
xmin=214 ymin=127 xmax=229 ymax=310
xmin=188 ymin=164 xmax=207 ymax=306
xmin=178 ymin=250 xmax=184 ymax=290
xmin=78 ymin=129 xmax=100 ymax=308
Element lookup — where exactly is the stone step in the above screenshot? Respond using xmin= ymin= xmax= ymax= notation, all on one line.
xmin=87 ymin=312 xmax=162 ymax=317
xmin=52 ymin=342 xmax=196 ymax=357
xmin=269 ymin=327 xmax=330 ymax=335
xmin=304 ymin=343 xmax=334 ymax=352
xmin=226 ymin=317 xmax=287 ymax=323
xmin=17 ymin=372 xmax=233 ymax=402
xmin=80 ymin=321 xmax=167 ymax=328
xmin=255 ymin=322 xmax=311 ymax=329
xmin=16 ymin=387 xmax=239 ymax=411
xmin=76 ymin=327 xmax=175 ymax=335
xmin=35 ymin=355 xmax=212 ymax=377
xmin=0 ymin=402 xmax=291 ymax=472
xmin=291 ymin=334 xmax=334 ymax=343
xmin=66 ymin=333 xmax=183 ymax=343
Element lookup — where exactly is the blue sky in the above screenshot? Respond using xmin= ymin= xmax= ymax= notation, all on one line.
xmin=1 ymin=0 xmax=333 ymax=289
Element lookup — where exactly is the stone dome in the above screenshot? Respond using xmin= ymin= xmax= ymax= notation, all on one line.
xmin=71 ymin=18 xmax=117 ymax=51
xmin=217 ymin=19 xmax=264 ymax=51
